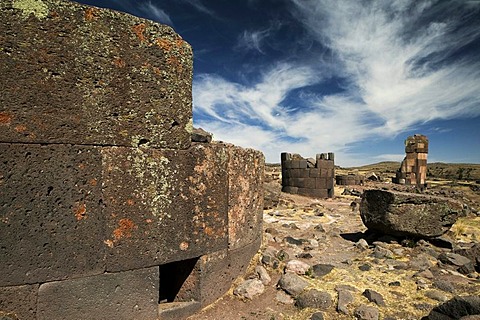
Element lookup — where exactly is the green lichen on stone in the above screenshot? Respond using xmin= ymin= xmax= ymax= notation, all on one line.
xmin=126 ymin=149 xmax=173 ymax=222
xmin=12 ymin=0 xmax=48 ymax=18
xmin=185 ymin=118 xmax=193 ymax=134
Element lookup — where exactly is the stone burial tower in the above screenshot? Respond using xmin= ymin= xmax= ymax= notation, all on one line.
xmin=0 ymin=1 xmax=264 ymax=319
xmin=281 ymin=152 xmax=335 ymax=198
xmin=393 ymin=134 xmax=429 ymax=188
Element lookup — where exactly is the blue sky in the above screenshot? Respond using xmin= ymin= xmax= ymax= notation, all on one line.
xmin=79 ymin=0 xmax=480 ymax=166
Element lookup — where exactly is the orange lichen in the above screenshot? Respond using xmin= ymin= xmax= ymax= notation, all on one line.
xmin=113 ymin=218 xmax=136 ymax=240
xmin=204 ymin=226 xmax=214 ymax=236
xmin=132 ymin=23 xmax=146 ymax=42
xmin=113 ymin=57 xmax=126 ymax=68
xmin=126 ymin=199 xmax=135 ymax=206
xmin=14 ymin=125 xmax=27 ymax=133
xmin=152 ymin=66 xmax=162 ymax=75
xmin=49 ymin=11 xmax=60 ymax=19
xmin=0 ymin=112 xmax=12 ymax=125
xmin=179 ymin=241 xmax=189 ymax=251
xmin=104 ymin=239 xmax=114 ymax=248
xmin=74 ymin=203 xmax=87 ymax=221
xmin=167 ymin=56 xmax=182 ymax=72
xmin=175 ymin=39 xmax=185 ymax=49
xmin=84 ymin=7 xmax=99 ymax=21
xmin=156 ymin=38 xmax=173 ymax=51
xmin=89 ymin=178 xmax=97 ymax=186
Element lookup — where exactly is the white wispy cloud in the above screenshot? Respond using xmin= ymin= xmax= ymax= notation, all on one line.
xmin=291 ymin=0 xmax=480 ymax=135
xmin=139 ymin=1 xmax=173 ymax=26
xmin=236 ymin=22 xmax=282 ymax=54
xmin=193 ymin=0 xmax=480 ymax=166
xmin=180 ymin=0 xmax=214 ymax=16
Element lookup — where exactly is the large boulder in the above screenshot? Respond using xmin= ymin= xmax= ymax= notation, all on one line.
xmin=360 ymin=190 xmax=465 ymax=238
xmin=421 ymin=295 xmax=480 ymax=320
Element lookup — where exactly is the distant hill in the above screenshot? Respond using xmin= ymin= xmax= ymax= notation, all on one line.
xmin=340 ymin=161 xmax=480 ymax=181
xmin=341 ymin=161 xmax=400 ymax=173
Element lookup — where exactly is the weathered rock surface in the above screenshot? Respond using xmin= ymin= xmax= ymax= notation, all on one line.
xmin=277 ymin=273 xmax=309 ymax=296
xmin=363 ymin=289 xmax=386 ymax=306
xmin=337 ymin=289 xmax=354 ymax=314
xmin=310 ymin=311 xmax=325 ymax=320
xmin=354 ymin=304 xmax=379 ymax=320
xmin=311 ymin=264 xmax=334 ymax=278
xmin=233 ymin=279 xmax=265 ymax=300
xmin=296 ymin=289 xmax=332 ymax=309
xmin=285 ymin=260 xmax=311 ymax=275
xmin=255 ymin=266 xmax=271 ymax=285
xmin=191 ymin=127 xmax=212 ymax=143
xmin=422 ymin=296 xmax=480 ymax=320
xmin=360 ymin=190 xmax=465 ymax=238
xmin=1 ymin=0 xmax=193 ymax=149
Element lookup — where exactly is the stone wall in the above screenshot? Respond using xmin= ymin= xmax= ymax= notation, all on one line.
xmin=393 ymin=134 xmax=428 ymax=187
xmin=281 ymin=152 xmax=334 ymax=198
xmin=336 ymin=174 xmax=364 ymax=186
xmin=0 ymin=1 xmax=264 ymax=319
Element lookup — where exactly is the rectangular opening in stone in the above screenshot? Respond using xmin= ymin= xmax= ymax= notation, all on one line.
xmin=159 ymin=256 xmax=200 ymax=303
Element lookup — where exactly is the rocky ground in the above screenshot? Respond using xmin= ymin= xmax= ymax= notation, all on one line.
xmin=189 ymin=170 xmax=480 ymax=320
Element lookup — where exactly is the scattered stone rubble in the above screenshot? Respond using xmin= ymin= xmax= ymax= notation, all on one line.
xmin=222 ymin=181 xmax=480 ymax=320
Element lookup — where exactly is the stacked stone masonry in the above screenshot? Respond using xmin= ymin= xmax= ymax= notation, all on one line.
xmin=393 ymin=134 xmax=428 ymax=187
xmin=281 ymin=152 xmax=334 ymax=198
xmin=335 ymin=174 xmax=365 ymax=186
xmin=0 ymin=1 xmax=264 ymax=319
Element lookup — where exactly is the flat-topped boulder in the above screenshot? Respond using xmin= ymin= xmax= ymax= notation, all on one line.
xmin=360 ymin=189 xmax=466 ymax=238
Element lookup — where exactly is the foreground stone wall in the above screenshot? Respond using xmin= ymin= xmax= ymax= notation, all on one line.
xmin=281 ymin=152 xmax=334 ymax=198
xmin=0 ymin=1 xmax=264 ymax=319
xmin=393 ymin=134 xmax=428 ymax=187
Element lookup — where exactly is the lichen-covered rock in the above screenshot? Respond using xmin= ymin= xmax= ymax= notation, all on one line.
xmin=0 ymin=0 xmax=193 ymax=149
xmin=360 ymin=190 xmax=465 ymax=238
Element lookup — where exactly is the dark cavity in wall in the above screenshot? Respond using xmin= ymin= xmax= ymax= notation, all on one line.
xmin=159 ymin=256 xmax=199 ymax=303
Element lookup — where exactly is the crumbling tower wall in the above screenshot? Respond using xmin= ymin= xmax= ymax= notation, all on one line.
xmin=0 ymin=1 xmax=263 ymax=319
xmin=281 ymin=152 xmax=334 ymax=198
xmin=393 ymin=134 xmax=428 ymax=187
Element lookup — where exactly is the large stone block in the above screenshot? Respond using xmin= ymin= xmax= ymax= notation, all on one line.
xmin=0 ymin=143 xmax=105 ymax=286
xmin=0 ymin=0 xmax=192 ymax=149
xmin=0 ymin=284 xmax=38 ymax=320
xmin=360 ymin=190 xmax=466 ymax=238
xmin=198 ymin=236 xmax=261 ymax=307
xmin=37 ymin=267 xmax=159 ymax=320
xmin=103 ymin=144 xmax=228 ymax=271
xmin=227 ymin=146 xmax=264 ymax=250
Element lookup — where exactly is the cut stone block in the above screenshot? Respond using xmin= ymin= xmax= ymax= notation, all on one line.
xmin=0 ymin=143 xmax=105 ymax=286
xmin=37 ymin=267 xmax=159 ymax=320
xmin=0 ymin=0 xmax=192 ymax=149
xmin=0 ymin=284 xmax=38 ymax=320
xmin=227 ymin=146 xmax=264 ymax=250
xmin=103 ymin=144 xmax=228 ymax=271
xmin=198 ymin=236 xmax=261 ymax=307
